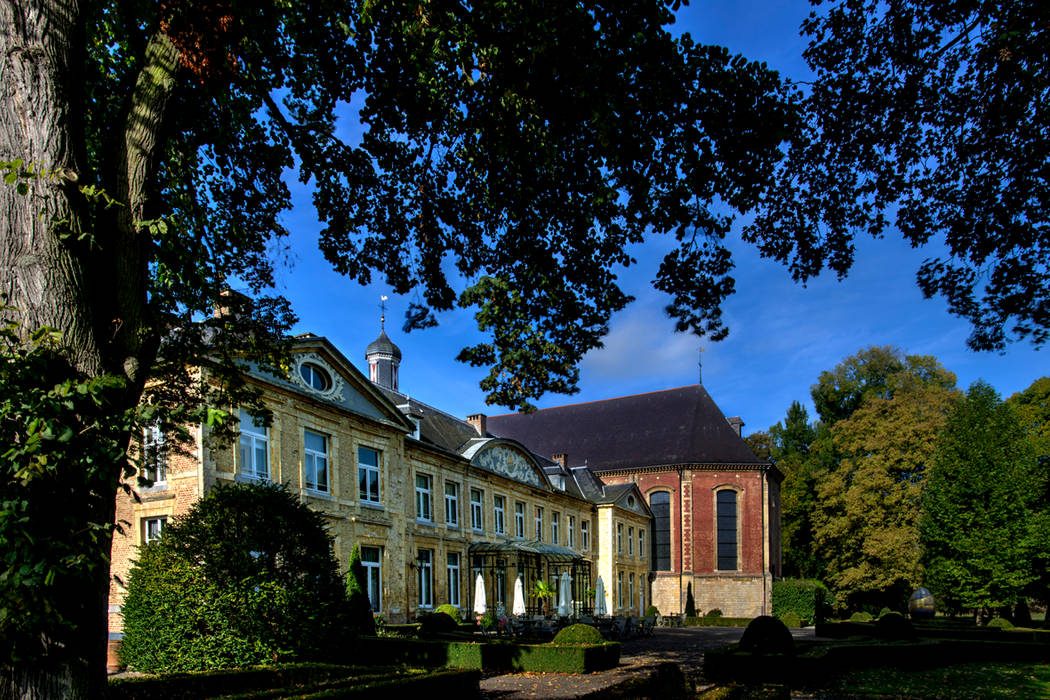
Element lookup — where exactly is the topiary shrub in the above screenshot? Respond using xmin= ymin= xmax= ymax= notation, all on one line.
xmin=706 ymin=608 xmax=723 ymax=620
xmin=420 ymin=611 xmax=459 ymax=636
xmin=347 ymin=544 xmax=376 ymax=636
xmin=987 ymin=617 xmax=1014 ymax=630
xmin=645 ymin=605 xmax=660 ymax=617
xmin=120 ymin=482 xmax=351 ymax=672
xmin=685 ymin=583 xmax=697 ymax=617
xmin=553 ymin=623 xmax=604 ymax=645
xmin=435 ymin=604 xmax=461 ymax=621
xmin=778 ymin=611 xmax=802 ymax=628
xmin=849 ymin=611 xmax=873 ymax=622
xmin=875 ymin=611 xmax=916 ymax=640
xmin=878 ymin=607 xmax=893 ymax=619
xmin=738 ymin=616 xmax=795 ymax=655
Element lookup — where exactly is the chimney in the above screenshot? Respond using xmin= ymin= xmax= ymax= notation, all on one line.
xmin=467 ymin=413 xmax=487 ymax=437
xmin=726 ymin=416 xmax=744 ymax=437
xmin=552 ymin=453 xmax=568 ymax=468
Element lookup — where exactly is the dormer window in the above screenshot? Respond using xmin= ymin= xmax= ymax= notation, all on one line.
xmin=299 ymin=362 xmax=331 ymax=391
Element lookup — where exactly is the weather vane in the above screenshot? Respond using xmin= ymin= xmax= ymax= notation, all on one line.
xmin=380 ymin=295 xmax=388 ymax=330
xmin=698 ymin=347 xmax=705 ymax=385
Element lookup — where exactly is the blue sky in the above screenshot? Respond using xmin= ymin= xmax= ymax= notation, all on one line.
xmin=271 ymin=2 xmax=1045 ymax=435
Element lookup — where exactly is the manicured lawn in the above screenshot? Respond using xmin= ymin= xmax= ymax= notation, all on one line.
xmin=831 ymin=662 xmax=1050 ymax=699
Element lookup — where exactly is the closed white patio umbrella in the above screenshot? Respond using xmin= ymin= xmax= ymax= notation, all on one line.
xmin=557 ymin=571 xmax=572 ymax=616
xmin=473 ymin=573 xmax=487 ymax=616
xmin=594 ymin=576 xmax=607 ymax=616
xmin=512 ymin=575 xmax=526 ymax=616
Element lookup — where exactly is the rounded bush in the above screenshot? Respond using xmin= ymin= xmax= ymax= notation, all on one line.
xmin=120 ymin=482 xmax=350 ymax=672
xmin=420 ymin=611 xmax=459 ymax=635
xmin=705 ymin=608 xmax=723 ymax=620
xmin=875 ymin=611 xmax=916 ymax=640
xmin=553 ymin=623 xmax=604 ymax=645
xmin=435 ymin=604 xmax=461 ymax=620
xmin=738 ymin=616 xmax=795 ymax=655
xmin=987 ymin=617 xmax=1014 ymax=630
xmin=645 ymin=605 xmax=661 ymax=617
xmin=849 ymin=611 xmax=874 ymax=623
xmin=878 ymin=607 xmax=893 ymax=619
xmin=779 ymin=611 xmax=802 ymax=628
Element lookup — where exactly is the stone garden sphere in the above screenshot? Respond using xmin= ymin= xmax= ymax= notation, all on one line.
xmin=908 ymin=587 xmax=936 ymax=619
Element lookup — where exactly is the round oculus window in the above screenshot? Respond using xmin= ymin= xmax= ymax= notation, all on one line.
xmin=299 ymin=362 xmax=331 ymax=391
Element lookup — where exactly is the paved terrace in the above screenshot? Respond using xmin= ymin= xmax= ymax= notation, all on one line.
xmin=480 ymin=626 xmax=819 ymax=699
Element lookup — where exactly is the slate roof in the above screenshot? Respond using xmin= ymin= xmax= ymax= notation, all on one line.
xmin=486 ymin=385 xmax=766 ymax=472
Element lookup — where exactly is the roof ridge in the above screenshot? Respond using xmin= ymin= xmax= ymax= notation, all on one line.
xmin=489 ymin=384 xmax=701 ymax=418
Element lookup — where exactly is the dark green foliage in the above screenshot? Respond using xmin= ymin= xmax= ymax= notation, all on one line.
xmin=645 ymin=605 xmax=661 ymax=617
xmin=778 ymin=612 xmax=802 ymax=629
xmin=120 ymin=482 xmax=351 ymax=672
xmin=107 ymin=663 xmax=365 ymax=699
xmin=874 ymin=612 xmax=916 ymax=641
xmin=348 ymin=637 xmax=620 ymax=673
xmin=738 ymin=616 xmax=795 ymax=655
xmin=552 ymin=623 xmax=603 ymax=645
xmin=987 ymin=617 xmax=1015 ymax=630
xmin=347 ymin=545 xmax=375 ymax=636
xmin=772 ymin=579 xmax=827 ymax=626
xmin=685 ymin=583 xmax=697 ymax=617
xmin=849 ymin=612 xmax=873 ymax=623
xmin=877 ymin=607 xmax=892 ymax=619
xmin=420 ymin=612 xmax=459 ymax=636
xmin=434 ymin=604 xmax=461 ymax=620
xmin=921 ymin=381 xmax=1048 ymax=614
xmin=706 ymin=609 xmax=723 ymax=620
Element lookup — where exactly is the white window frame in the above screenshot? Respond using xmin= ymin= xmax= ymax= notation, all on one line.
xmin=493 ymin=494 xmax=505 ymax=535
xmin=358 ymin=446 xmax=381 ymax=504
xmin=514 ymin=501 xmax=526 ymax=538
xmin=445 ymin=481 xmax=459 ymax=526
xmin=639 ymin=529 xmax=646 ymax=560
xmin=416 ymin=474 xmax=433 ymax=522
xmin=238 ymin=410 xmax=269 ymax=481
xmin=470 ymin=488 xmax=483 ymax=531
xmin=418 ymin=549 xmax=433 ymax=608
xmin=447 ymin=552 xmax=461 ymax=607
xmin=568 ymin=515 xmax=576 ymax=549
xmin=142 ymin=424 xmax=167 ymax=485
xmin=142 ymin=516 xmax=166 ymax=545
xmin=618 ymin=570 xmax=624 ymax=608
xmin=534 ymin=506 xmax=543 ymax=541
xmin=617 ymin=523 xmax=623 ymax=554
xmin=303 ymin=429 xmax=329 ymax=493
xmin=628 ymin=526 xmax=634 ymax=556
xmin=362 ymin=545 xmax=382 ymax=612
xmin=629 ymin=573 xmax=635 ymax=612
xmin=551 ymin=511 xmax=560 ymax=545
xmin=581 ymin=520 xmax=590 ymax=551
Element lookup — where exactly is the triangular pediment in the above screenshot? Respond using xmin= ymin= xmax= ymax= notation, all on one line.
xmin=462 ymin=439 xmax=551 ymax=491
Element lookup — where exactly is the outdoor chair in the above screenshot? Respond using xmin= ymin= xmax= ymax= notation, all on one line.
xmin=606 ymin=615 xmax=627 ymax=640
xmin=640 ymin=615 xmax=656 ymax=637
xmin=624 ymin=616 xmax=639 ymax=639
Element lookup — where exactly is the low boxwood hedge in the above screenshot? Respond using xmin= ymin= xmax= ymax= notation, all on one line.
xmin=348 ymin=636 xmax=620 ymax=673
xmin=684 ymin=616 xmax=754 ymax=627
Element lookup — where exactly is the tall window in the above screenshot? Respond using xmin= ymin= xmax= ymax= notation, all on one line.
xmin=143 ymin=516 xmax=166 ymax=545
xmin=628 ymin=526 xmax=634 ymax=556
xmin=568 ymin=515 xmax=576 ymax=549
xmin=361 ymin=546 xmax=382 ymax=612
xmin=717 ymin=489 xmax=738 ymax=570
xmin=445 ymin=482 xmax=459 ymax=525
xmin=629 ymin=573 xmax=635 ymax=612
xmin=303 ymin=430 xmax=328 ymax=492
xmin=617 ymin=523 xmax=623 ymax=554
xmin=617 ymin=570 xmax=624 ymax=608
xmin=493 ymin=495 xmax=506 ymax=535
xmin=142 ymin=424 xmax=166 ymax=484
xmin=447 ymin=552 xmax=461 ymax=606
xmin=417 ymin=549 xmax=433 ymax=608
xmin=581 ymin=519 xmax=590 ymax=550
xmin=239 ymin=410 xmax=269 ymax=481
xmin=416 ymin=474 xmax=433 ymax=521
xmin=650 ymin=492 xmax=671 ymax=571
xmin=551 ymin=511 xmax=560 ymax=544
xmin=514 ymin=502 xmax=526 ymax=538
xmin=470 ymin=488 xmax=483 ymax=530
xmin=534 ymin=506 xmax=543 ymax=540
xmin=495 ymin=568 xmax=506 ymax=605
xmin=639 ymin=529 xmax=646 ymax=560
xmin=358 ymin=446 xmax=380 ymax=503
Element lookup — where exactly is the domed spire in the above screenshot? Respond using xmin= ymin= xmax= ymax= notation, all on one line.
xmin=366 ymin=296 xmax=401 ymax=390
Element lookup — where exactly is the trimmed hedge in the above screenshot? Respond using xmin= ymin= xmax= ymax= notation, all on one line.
xmin=778 ymin=611 xmax=802 ymax=629
xmin=771 ymin=580 xmax=827 ymax=626
xmin=988 ymin=617 xmax=1014 ymax=630
xmin=685 ymin=616 xmax=754 ymax=627
xmin=553 ymin=623 xmax=604 ymax=645
xmin=849 ymin=611 xmax=873 ymax=622
xmin=349 ymin=636 xmax=620 ymax=673
xmin=738 ymin=616 xmax=795 ymax=655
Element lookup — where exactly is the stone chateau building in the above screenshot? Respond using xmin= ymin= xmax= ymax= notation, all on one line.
xmin=108 ymin=324 xmax=780 ymax=652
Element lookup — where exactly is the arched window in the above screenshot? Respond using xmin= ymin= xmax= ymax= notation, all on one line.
xmin=716 ymin=489 xmax=738 ymax=571
xmin=649 ymin=491 xmax=671 ymax=571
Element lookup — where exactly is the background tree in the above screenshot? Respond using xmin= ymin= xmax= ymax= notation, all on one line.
xmin=1007 ymin=377 xmax=1050 ymax=462
xmin=119 ymin=482 xmax=350 ymax=672
xmin=921 ymin=381 xmax=1049 ymax=619
xmin=814 ymin=379 xmax=959 ymax=612
xmin=748 ymin=0 xmax=1049 ymax=352
xmin=0 ymin=1 xmax=803 ymax=693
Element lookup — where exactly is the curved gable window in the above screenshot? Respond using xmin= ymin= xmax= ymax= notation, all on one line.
xmin=716 ymin=489 xmax=738 ymax=571
xmin=650 ymin=491 xmax=671 ymax=571
xmin=299 ymin=362 xmax=331 ymax=391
